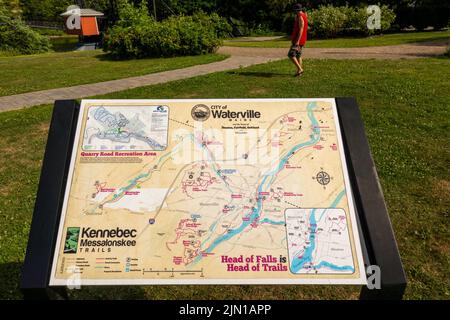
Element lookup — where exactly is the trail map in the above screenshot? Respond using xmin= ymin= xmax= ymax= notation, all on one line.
xmin=50 ymin=99 xmax=366 ymax=285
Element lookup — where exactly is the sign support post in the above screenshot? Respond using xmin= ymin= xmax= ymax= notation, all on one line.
xmin=20 ymin=100 xmax=80 ymax=299
xmin=335 ymin=97 xmax=407 ymax=300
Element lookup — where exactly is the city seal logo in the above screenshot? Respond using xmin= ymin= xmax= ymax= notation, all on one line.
xmin=191 ymin=104 xmax=210 ymax=122
xmin=64 ymin=227 xmax=80 ymax=254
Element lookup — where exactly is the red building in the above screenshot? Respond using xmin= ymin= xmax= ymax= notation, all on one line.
xmin=61 ymin=8 xmax=104 ymax=36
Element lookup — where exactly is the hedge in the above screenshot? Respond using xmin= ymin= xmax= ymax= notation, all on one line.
xmin=0 ymin=8 xmax=50 ymax=55
xmin=104 ymin=3 xmax=231 ymax=59
xmin=282 ymin=5 xmax=396 ymax=39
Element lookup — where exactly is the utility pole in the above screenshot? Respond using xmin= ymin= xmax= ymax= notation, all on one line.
xmin=153 ymin=0 xmax=157 ymax=20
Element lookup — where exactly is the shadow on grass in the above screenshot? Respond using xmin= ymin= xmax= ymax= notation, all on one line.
xmin=0 ymin=261 xmax=149 ymax=300
xmin=50 ymin=37 xmax=79 ymax=52
xmin=94 ymin=52 xmax=182 ymax=61
xmin=94 ymin=52 xmax=120 ymax=61
xmin=68 ymin=286 xmax=148 ymax=300
xmin=227 ymin=71 xmax=290 ymax=78
xmin=411 ymin=37 xmax=450 ymax=46
xmin=0 ymin=262 xmax=23 ymax=300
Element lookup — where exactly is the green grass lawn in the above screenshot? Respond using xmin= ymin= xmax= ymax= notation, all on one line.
xmin=0 ymin=51 xmax=227 ymax=97
xmin=224 ymin=30 xmax=450 ymax=48
xmin=0 ymin=36 xmax=79 ymax=57
xmin=0 ymin=57 xmax=449 ymax=300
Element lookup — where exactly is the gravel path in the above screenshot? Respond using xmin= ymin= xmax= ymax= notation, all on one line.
xmin=218 ymin=39 xmax=449 ymax=60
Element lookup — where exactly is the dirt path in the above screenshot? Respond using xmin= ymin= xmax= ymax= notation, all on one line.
xmin=0 ymin=39 xmax=448 ymax=112
xmin=218 ymin=39 xmax=449 ymax=59
xmin=226 ymin=36 xmax=285 ymax=42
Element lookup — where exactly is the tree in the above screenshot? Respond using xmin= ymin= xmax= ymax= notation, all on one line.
xmin=0 ymin=4 xmax=50 ymax=54
xmin=0 ymin=0 xmax=22 ymax=18
xmin=19 ymin=0 xmax=73 ymax=21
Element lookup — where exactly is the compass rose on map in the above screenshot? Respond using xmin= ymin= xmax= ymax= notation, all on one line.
xmin=316 ymin=171 xmax=330 ymax=185
xmin=313 ymin=170 xmax=332 ymax=188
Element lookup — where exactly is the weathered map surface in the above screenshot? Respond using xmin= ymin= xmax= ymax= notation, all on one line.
xmin=50 ymin=99 xmax=366 ymax=285
xmin=82 ymin=105 xmax=168 ymax=151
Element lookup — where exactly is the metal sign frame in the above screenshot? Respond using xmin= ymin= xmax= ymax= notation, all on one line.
xmin=20 ymin=98 xmax=406 ymax=299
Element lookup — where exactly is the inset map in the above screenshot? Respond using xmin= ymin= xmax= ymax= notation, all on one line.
xmin=82 ymin=105 xmax=169 ymax=151
xmin=285 ymin=208 xmax=355 ymax=274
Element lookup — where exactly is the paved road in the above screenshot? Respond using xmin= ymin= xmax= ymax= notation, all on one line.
xmin=0 ymin=39 xmax=448 ymax=113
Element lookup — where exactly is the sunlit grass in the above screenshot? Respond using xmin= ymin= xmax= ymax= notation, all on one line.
xmin=0 ymin=57 xmax=448 ymax=299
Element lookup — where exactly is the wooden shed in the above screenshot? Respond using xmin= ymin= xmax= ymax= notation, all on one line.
xmin=61 ymin=8 xmax=104 ymax=36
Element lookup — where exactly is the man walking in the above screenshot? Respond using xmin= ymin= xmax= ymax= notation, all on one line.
xmin=288 ymin=3 xmax=308 ymax=77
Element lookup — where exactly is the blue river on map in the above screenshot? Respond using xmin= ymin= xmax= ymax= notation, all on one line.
xmin=191 ymin=102 xmax=355 ymax=273
xmin=259 ymin=218 xmax=286 ymax=225
xmin=197 ymin=102 xmax=321 ymax=257
xmin=107 ymin=101 xmax=354 ymax=273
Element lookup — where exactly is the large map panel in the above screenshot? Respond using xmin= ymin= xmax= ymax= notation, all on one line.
xmin=50 ymin=99 xmax=366 ymax=285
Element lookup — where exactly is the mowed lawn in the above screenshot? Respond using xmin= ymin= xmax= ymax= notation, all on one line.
xmin=0 ymin=50 xmax=227 ymax=97
xmin=224 ymin=30 xmax=450 ymax=48
xmin=0 ymin=57 xmax=449 ymax=299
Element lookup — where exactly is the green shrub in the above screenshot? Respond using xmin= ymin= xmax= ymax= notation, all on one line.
xmin=285 ymin=5 xmax=396 ymax=39
xmin=104 ymin=2 xmax=230 ymax=59
xmin=248 ymin=23 xmax=275 ymax=36
xmin=343 ymin=5 xmax=395 ymax=35
xmin=228 ymin=17 xmax=250 ymax=37
xmin=192 ymin=11 xmax=232 ymax=38
xmin=379 ymin=5 xmax=396 ymax=32
xmin=309 ymin=5 xmax=347 ymax=38
xmin=342 ymin=6 xmax=367 ymax=34
xmin=0 ymin=8 xmax=50 ymax=55
xmin=32 ymin=27 xmax=66 ymax=37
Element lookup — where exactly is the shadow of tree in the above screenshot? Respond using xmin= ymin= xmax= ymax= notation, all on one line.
xmin=227 ymin=71 xmax=289 ymax=78
xmin=2 ymin=259 xmax=360 ymax=299
xmin=406 ymin=38 xmax=450 ymax=47
xmin=94 ymin=52 xmax=125 ymax=61
xmin=68 ymin=285 xmax=148 ymax=300
xmin=50 ymin=37 xmax=79 ymax=52
xmin=0 ymin=261 xmax=149 ymax=300
xmin=0 ymin=262 xmax=24 ymax=299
